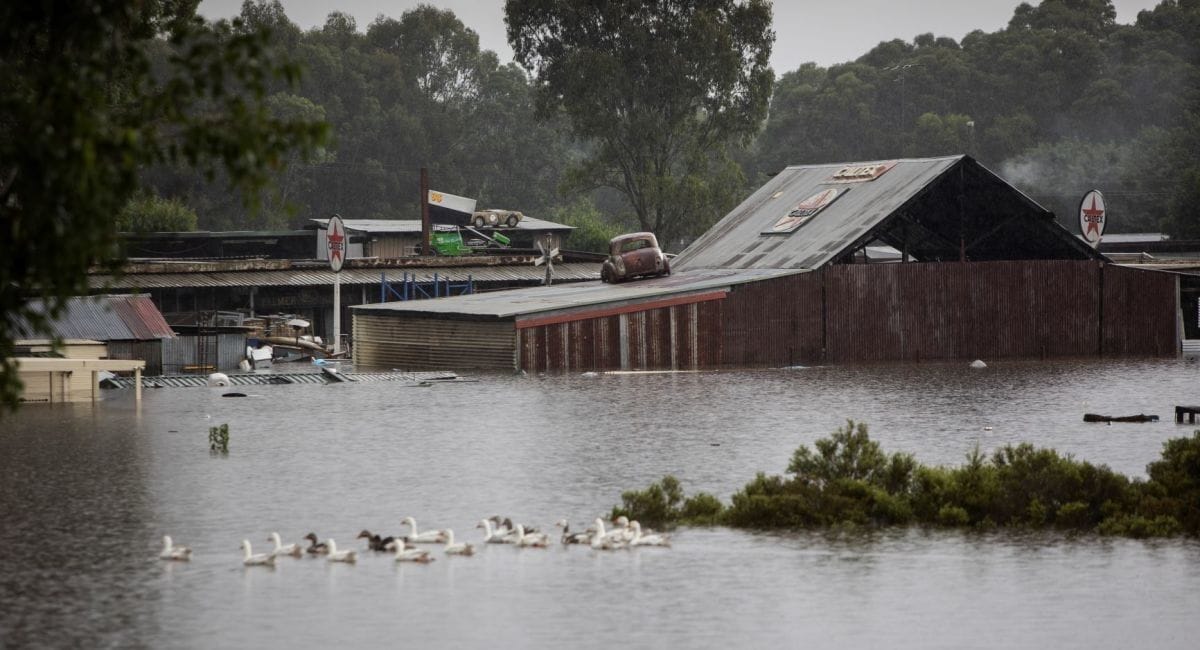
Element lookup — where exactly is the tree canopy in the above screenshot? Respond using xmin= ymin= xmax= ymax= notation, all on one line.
xmin=0 ymin=0 xmax=326 ymax=412
xmin=505 ymin=0 xmax=775 ymax=246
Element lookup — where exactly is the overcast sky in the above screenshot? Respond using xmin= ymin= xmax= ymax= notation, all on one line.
xmin=199 ymin=0 xmax=1164 ymax=72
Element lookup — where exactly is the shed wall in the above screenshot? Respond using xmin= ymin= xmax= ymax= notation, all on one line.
xmin=1101 ymin=264 xmax=1179 ymax=356
xmin=354 ymin=314 xmax=515 ymax=370
xmin=357 ymin=261 xmax=1178 ymax=372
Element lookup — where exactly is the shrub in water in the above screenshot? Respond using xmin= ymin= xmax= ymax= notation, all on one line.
xmin=208 ymin=423 xmax=229 ymax=454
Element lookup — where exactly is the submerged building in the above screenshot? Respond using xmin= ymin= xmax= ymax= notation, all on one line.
xmin=351 ymin=156 xmax=1180 ymax=372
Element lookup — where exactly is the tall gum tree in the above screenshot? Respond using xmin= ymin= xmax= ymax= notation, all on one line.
xmin=505 ymin=0 xmax=774 ymax=247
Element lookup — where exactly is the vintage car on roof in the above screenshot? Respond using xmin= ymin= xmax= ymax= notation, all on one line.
xmin=471 ymin=209 xmax=523 ymax=228
xmin=601 ymin=232 xmax=670 ymax=283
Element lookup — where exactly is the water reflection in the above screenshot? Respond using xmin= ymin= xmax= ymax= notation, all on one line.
xmin=1 ymin=358 xmax=1198 ymax=647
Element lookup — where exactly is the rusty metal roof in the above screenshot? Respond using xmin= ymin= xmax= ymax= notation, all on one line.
xmin=16 ymin=294 xmax=174 ymax=341
xmin=674 ymin=155 xmax=1102 ymax=271
xmin=89 ymin=263 xmax=600 ymax=290
xmin=106 ymin=294 xmax=176 ymax=339
xmin=310 ymin=217 xmax=574 ymax=233
xmin=352 ymin=267 xmax=802 ymax=320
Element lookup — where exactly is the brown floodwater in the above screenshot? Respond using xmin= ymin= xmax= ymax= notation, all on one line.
xmin=1 ymin=358 xmax=1198 ymax=648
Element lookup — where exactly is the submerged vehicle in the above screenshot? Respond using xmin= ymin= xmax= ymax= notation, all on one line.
xmin=601 ymin=232 xmax=670 ymax=283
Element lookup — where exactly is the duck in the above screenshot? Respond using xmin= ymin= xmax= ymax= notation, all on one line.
xmin=394 ymin=542 xmax=435 ymax=563
xmin=240 ymin=540 xmax=277 ymax=566
xmin=303 ymin=532 xmax=329 ymax=555
xmin=443 ymin=529 xmax=475 ymax=556
xmin=629 ymin=521 xmax=671 ymax=547
xmin=590 ymin=518 xmax=629 ymax=550
xmin=402 ymin=516 xmax=449 ymax=544
xmin=160 ymin=535 xmax=192 ymax=561
xmin=267 ymin=532 xmax=303 ymax=558
xmin=515 ymin=524 xmax=550 ymax=548
xmin=477 ymin=518 xmax=515 ymax=544
xmin=325 ymin=539 xmax=357 ymax=563
xmin=357 ymin=529 xmax=402 ymax=552
xmin=611 ymin=515 xmax=637 ymax=542
xmin=497 ymin=516 xmax=540 ymax=536
xmin=554 ymin=519 xmax=592 ymax=545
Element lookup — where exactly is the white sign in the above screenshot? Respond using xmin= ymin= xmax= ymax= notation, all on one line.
xmin=327 ymin=214 xmax=346 ymax=272
xmin=1078 ymin=190 xmax=1106 ymax=247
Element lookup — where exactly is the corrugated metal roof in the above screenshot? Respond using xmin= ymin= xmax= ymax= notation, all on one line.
xmin=310 ymin=217 xmax=574 ymax=233
xmin=105 ymin=370 xmax=462 ymax=388
xmin=89 ymin=263 xmax=600 ymax=290
xmin=15 ymin=295 xmax=173 ymax=341
xmin=352 ymin=268 xmax=803 ymax=320
xmin=674 ymin=155 xmax=1102 ymax=271
xmin=106 ymin=294 xmax=176 ymax=339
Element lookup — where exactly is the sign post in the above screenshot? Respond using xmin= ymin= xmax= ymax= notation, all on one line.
xmin=1078 ymin=190 xmax=1106 ymax=248
xmin=327 ymin=214 xmax=346 ymax=355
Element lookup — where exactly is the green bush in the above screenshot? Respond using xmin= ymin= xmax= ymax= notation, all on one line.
xmin=612 ymin=425 xmax=1200 ymax=539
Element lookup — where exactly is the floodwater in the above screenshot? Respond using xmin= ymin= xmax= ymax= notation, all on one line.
xmin=2 ymin=358 xmax=1199 ymax=649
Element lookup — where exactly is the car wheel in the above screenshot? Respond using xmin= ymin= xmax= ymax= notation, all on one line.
xmin=473 ymin=216 xmax=486 ymax=228
xmin=662 ymin=259 xmax=671 ymax=276
xmin=601 ymin=267 xmax=612 ymax=283
xmin=505 ymin=214 xmax=520 ymax=227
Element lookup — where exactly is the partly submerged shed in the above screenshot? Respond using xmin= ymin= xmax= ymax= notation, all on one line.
xmin=353 ymin=156 xmax=1179 ymax=371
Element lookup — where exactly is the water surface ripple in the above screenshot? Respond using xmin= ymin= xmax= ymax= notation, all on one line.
xmin=1 ymin=358 xmax=1198 ymax=648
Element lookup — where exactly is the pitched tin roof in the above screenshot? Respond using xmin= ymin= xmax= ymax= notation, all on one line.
xmin=674 ymin=155 xmax=1102 ymax=271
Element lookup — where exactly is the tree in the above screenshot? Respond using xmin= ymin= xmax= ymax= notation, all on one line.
xmin=505 ymin=0 xmax=774 ymax=246
xmin=0 ymin=1 xmax=327 ymax=412
xmin=117 ymin=195 xmax=199 ymax=233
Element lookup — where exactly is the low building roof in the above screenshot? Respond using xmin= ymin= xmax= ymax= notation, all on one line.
xmin=673 ymin=155 xmax=1103 ymax=271
xmin=15 ymin=295 xmax=175 ymax=341
xmin=311 ymin=217 xmax=574 ymax=233
xmin=352 ymin=268 xmax=801 ymax=320
xmin=90 ymin=263 xmax=600 ymax=290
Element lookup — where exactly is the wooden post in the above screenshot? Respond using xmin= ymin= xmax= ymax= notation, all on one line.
xmin=135 ymin=368 xmax=142 ymax=403
xmin=420 ymin=167 xmax=430 ymax=256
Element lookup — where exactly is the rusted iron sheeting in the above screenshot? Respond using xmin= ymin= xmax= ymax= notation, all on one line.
xmin=823 ymin=261 xmax=1108 ymax=362
xmin=1101 ymin=265 xmax=1178 ymax=356
xmin=354 ymin=314 xmax=515 ymax=370
xmin=514 ymin=290 xmax=727 ymax=329
xmin=517 ymin=301 xmax=717 ymax=372
xmin=720 ymin=273 xmax=824 ymax=366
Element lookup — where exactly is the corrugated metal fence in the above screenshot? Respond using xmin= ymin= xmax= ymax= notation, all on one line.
xmin=161 ymin=333 xmax=247 ymax=374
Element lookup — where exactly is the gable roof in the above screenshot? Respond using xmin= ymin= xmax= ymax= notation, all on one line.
xmin=673 ymin=155 xmax=1103 ymax=271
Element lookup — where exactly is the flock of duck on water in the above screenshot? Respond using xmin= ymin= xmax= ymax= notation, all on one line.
xmin=159 ymin=515 xmax=671 ymax=566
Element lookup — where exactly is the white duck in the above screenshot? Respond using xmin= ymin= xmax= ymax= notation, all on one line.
xmin=443 ymin=529 xmax=475 ymax=556
xmin=476 ymin=518 xmax=517 ymax=544
xmin=629 ymin=521 xmax=671 ymax=547
xmin=590 ymin=518 xmax=629 ymax=550
xmin=160 ymin=535 xmax=192 ymax=561
xmin=394 ymin=542 xmax=435 ymax=563
xmin=515 ymin=524 xmax=550 ymax=548
xmin=267 ymin=532 xmax=303 ymax=558
xmin=325 ymin=538 xmax=357 ymax=563
xmin=240 ymin=539 xmax=277 ymax=566
xmin=402 ymin=516 xmax=449 ymax=544
xmin=611 ymin=516 xmax=638 ymax=542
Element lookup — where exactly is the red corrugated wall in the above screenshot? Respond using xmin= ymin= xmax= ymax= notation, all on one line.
xmin=1102 ymin=264 xmax=1179 ymax=356
xmin=514 ymin=262 xmax=1177 ymax=371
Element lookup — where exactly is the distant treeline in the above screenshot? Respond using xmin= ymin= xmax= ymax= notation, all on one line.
xmin=144 ymin=0 xmax=1200 ymax=245
xmin=612 ymin=422 xmax=1200 ymax=538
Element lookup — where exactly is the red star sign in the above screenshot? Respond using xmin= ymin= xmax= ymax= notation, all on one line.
xmin=328 ymin=223 xmax=345 ymax=262
xmin=1081 ymin=196 xmax=1104 ymax=238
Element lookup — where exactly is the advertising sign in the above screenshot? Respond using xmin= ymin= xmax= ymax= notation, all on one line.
xmin=1078 ymin=190 xmax=1106 ymax=247
xmin=327 ymin=214 xmax=346 ymax=272
xmin=765 ymin=188 xmax=845 ymax=234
